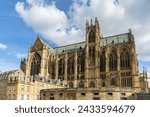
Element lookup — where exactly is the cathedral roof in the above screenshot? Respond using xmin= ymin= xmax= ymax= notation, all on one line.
xmin=54 ymin=33 xmax=130 ymax=54
xmin=36 ymin=32 xmax=130 ymax=54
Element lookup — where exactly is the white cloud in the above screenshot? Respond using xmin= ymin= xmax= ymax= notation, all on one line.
xmin=16 ymin=54 xmax=27 ymax=59
xmin=69 ymin=0 xmax=150 ymax=62
xmin=0 ymin=43 xmax=7 ymax=49
xmin=15 ymin=0 xmax=83 ymax=46
xmin=15 ymin=0 xmax=150 ymax=62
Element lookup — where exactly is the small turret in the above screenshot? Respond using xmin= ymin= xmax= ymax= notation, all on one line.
xmin=128 ymin=28 xmax=135 ymax=42
xmin=90 ymin=18 xmax=93 ymax=25
xmin=86 ymin=19 xmax=89 ymax=29
xmin=20 ymin=58 xmax=26 ymax=74
xmin=95 ymin=17 xmax=99 ymax=25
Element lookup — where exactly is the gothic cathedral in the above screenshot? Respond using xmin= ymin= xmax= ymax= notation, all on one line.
xmin=21 ymin=18 xmax=148 ymax=100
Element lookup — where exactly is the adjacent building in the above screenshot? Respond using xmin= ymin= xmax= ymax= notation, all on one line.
xmin=0 ymin=69 xmax=64 ymax=100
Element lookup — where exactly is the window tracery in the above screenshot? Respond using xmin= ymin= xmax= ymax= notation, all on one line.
xmin=30 ymin=52 xmax=41 ymax=76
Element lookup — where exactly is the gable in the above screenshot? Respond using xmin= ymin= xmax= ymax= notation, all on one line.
xmin=31 ymin=38 xmax=44 ymax=52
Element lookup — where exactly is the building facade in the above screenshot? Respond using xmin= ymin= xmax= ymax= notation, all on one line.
xmin=19 ymin=18 xmax=148 ymax=100
xmin=0 ymin=69 xmax=64 ymax=100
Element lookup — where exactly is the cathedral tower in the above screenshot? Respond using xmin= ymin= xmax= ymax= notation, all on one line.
xmin=85 ymin=17 xmax=101 ymax=88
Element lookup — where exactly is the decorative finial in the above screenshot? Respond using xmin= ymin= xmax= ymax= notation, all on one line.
xmin=146 ymin=67 xmax=147 ymax=77
xmin=129 ymin=28 xmax=132 ymax=34
xmin=86 ymin=19 xmax=89 ymax=26
xmin=95 ymin=17 xmax=98 ymax=23
xmin=37 ymin=32 xmax=40 ymax=39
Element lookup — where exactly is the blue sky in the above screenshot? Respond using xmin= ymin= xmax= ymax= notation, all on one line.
xmin=0 ymin=0 xmax=150 ymax=77
xmin=0 ymin=0 xmax=72 ymax=71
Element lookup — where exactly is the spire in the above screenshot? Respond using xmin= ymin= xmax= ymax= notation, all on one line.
xmin=37 ymin=32 xmax=40 ymax=39
xmin=90 ymin=18 xmax=93 ymax=25
xmin=86 ymin=19 xmax=89 ymax=27
xmin=143 ymin=66 xmax=145 ymax=76
xmin=95 ymin=17 xmax=99 ymax=25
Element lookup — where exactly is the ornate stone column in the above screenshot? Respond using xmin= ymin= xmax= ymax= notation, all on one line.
xmin=55 ymin=54 xmax=58 ymax=80
xmin=95 ymin=44 xmax=99 ymax=88
xmin=64 ymin=53 xmax=68 ymax=85
xmin=117 ymin=47 xmax=121 ymax=87
xmin=74 ymin=51 xmax=77 ymax=87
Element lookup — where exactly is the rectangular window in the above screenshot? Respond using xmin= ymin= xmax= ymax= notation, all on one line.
xmin=43 ymin=94 xmax=46 ymax=96
xmin=21 ymin=77 xmax=24 ymax=81
xmin=59 ymin=93 xmax=63 ymax=96
xmin=121 ymin=93 xmax=126 ymax=96
xmin=27 ymin=86 xmax=30 ymax=92
xmin=93 ymin=97 xmax=100 ymax=100
xmin=120 ymin=97 xmax=127 ymax=100
xmin=108 ymin=93 xmax=113 ymax=96
xmin=27 ymin=95 xmax=30 ymax=100
xmin=94 ymin=93 xmax=99 ymax=95
xmin=50 ymin=97 xmax=54 ymax=100
xmin=81 ymin=93 xmax=86 ymax=96
xmin=27 ymin=77 xmax=30 ymax=82
xmin=127 ymin=78 xmax=132 ymax=87
xmin=21 ymin=85 xmax=24 ymax=92
xmin=15 ymin=76 xmax=18 ymax=81
xmin=21 ymin=95 xmax=24 ymax=100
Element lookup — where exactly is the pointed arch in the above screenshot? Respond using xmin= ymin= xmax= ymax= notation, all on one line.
xmin=89 ymin=81 xmax=96 ymax=88
xmin=88 ymin=30 xmax=95 ymax=43
xmin=79 ymin=81 xmax=84 ymax=88
xmin=102 ymin=82 xmax=105 ymax=87
xmin=120 ymin=50 xmax=130 ymax=69
xmin=30 ymin=52 xmax=41 ymax=76
xmin=100 ymin=51 xmax=106 ymax=72
xmin=67 ymin=56 xmax=74 ymax=75
xmin=58 ymin=58 xmax=65 ymax=76
xmin=69 ymin=82 xmax=74 ymax=88
xmin=109 ymin=51 xmax=117 ymax=71
xmin=77 ymin=53 xmax=85 ymax=73
xmin=89 ymin=46 xmax=95 ymax=65
xmin=48 ymin=57 xmax=55 ymax=79
xmin=110 ymin=78 xmax=116 ymax=86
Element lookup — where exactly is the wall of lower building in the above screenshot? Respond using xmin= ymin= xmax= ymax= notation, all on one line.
xmin=6 ymin=81 xmax=64 ymax=100
xmin=0 ymin=69 xmax=64 ymax=100
xmin=40 ymin=88 xmax=136 ymax=100
xmin=0 ymin=80 xmax=7 ymax=100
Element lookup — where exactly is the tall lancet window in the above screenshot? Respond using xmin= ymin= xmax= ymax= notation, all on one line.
xmin=109 ymin=51 xmax=117 ymax=71
xmin=89 ymin=47 xmax=95 ymax=65
xmin=48 ymin=60 xmax=55 ymax=79
xmin=120 ymin=50 xmax=130 ymax=69
xmin=30 ymin=52 xmax=41 ymax=76
xmin=58 ymin=59 xmax=65 ymax=76
xmin=67 ymin=57 xmax=74 ymax=75
xmin=88 ymin=30 xmax=95 ymax=43
xmin=100 ymin=52 xmax=106 ymax=72
xmin=77 ymin=54 xmax=85 ymax=73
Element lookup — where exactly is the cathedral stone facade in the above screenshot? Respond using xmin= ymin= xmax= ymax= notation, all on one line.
xmin=21 ymin=18 xmax=148 ymax=100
